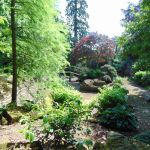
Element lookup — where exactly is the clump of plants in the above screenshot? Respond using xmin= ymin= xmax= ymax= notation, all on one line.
xmin=100 ymin=105 xmax=137 ymax=131
xmin=97 ymin=85 xmax=128 ymax=111
xmin=100 ymin=64 xmax=117 ymax=80
xmin=133 ymin=71 xmax=150 ymax=87
xmin=79 ymin=68 xmax=102 ymax=81
xmin=96 ymin=84 xmax=138 ymax=131
xmin=21 ymin=83 xmax=88 ymax=149
xmin=51 ymin=86 xmax=81 ymax=104
xmin=78 ymin=64 xmax=117 ymax=83
xmin=21 ymin=100 xmax=36 ymax=112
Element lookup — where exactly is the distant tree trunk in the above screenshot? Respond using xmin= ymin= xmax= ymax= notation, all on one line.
xmin=74 ymin=0 xmax=78 ymax=46
xmin=11 ymin=0 xmax=17 ymax=104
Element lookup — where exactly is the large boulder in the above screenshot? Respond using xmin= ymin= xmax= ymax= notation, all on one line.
xmin=80 ymin=79 xmax=99 ymax=92
xmin=101 ymin=75 xmax=112 ymax=83
xmin=143 ymin=93 xmax=150 ymax=103
xmin=93 ymin=79 xmax=106 ymax=86
xmin=106 ymin=131 xmax=150 ymax=150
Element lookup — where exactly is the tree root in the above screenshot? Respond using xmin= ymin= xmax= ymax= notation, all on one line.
xmin=0 ymin=110 xmax=13 ymax=125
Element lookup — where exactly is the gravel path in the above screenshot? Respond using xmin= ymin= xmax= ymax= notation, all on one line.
xmin=123 ymin=78 xmax=150 ymax=133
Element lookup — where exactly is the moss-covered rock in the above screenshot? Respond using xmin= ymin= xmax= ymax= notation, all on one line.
xmin=105 ymin=131 xmax=150 ymax=150
xmin=134 ymin=131 xmax=150 ymax=144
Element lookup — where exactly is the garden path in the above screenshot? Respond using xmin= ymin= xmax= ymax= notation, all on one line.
xmin=122 ymin=78 xmax=150 ymax=133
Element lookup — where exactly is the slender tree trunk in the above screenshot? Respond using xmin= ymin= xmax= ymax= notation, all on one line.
xmin=11 ymin=0 xmax=17 ymax=104
xmin=74 ymin=0 xmax=78 ymax=46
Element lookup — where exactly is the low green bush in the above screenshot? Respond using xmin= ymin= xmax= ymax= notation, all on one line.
xmin=133 ymin=59 xmax=150 ymax=72
xmin=41 ymin=101 xmax=84 ymax=146
xmin=113 ymin=77 xmax=123 ymax=85
xmin=86 ymin=69 xmax=102 ymax=79
xmin=95 ymin=84 xmax=137 ymax=131
xmin=133 ymin=71 xmax=150 ymax=86
xmin=97 ymin=85 xmax=128 ymax=111
xmin=112 ymin=58 xmax=122 ymax=73
xmin=99 ymin=105 xmax=138 ymax=131
xmin=21 ymin=100 xmax=35 ymax=111
xmin=51 ymin=86 xmax=81 ymax=104
xmin=101 ymin=64 xmax=117 ymax=79
xmin=78 ymin=64 xmax=117 ymax=82
xmin=79 ymin=68 xmax=102 ymax=81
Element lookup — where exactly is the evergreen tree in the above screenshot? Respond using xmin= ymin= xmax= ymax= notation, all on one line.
xmin=66 ymin=0 xmax=89 ymax=46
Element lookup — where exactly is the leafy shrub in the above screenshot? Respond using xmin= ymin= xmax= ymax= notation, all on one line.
xmin=133 ymin=71 xmax=150 ymax=86
xmin=23 ymin=84 xmax=88 ymax=148
xmin=112 ymin=58 xmax=122 ymax=73
xmin=51 ymin=86 xmax=81 ymax=104
xmin=79 ymin=68 xmax=102 ymax=81
xmin=133 ymin=59 xmax=150 ymax=72
xmin=113 ymin=77 xmax=123 ymax=85
xmin=41 ymin=102 xmax=83 ymax=145
xmin=101 ymin=64 xmax=117 ymax=79
xmin=86 ymin=69 xmax=102 ymax=79
xmin=21 ymin=100 xmax=35 ymax=111
xmin=23 ymin=98 xmax=85 ymax=147
xmin=97 ymin=85 xmax=128 ymax=111
xmin=99 ymin=105 xmax=138 ymax=131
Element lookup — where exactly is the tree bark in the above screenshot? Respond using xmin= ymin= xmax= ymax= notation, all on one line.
xmin=11 ymin=0 xmax=17 ymax=104
xmin=74 ymin=0 xmax=78 ymax=46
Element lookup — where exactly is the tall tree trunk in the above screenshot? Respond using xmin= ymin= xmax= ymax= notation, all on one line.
xmin=11 ymin=0 xmax=17 ymax=104
xmin=74 ymin=0 xmax=78 ymax=46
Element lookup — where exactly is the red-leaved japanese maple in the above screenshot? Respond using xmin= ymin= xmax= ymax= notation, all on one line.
xmin=71 ymin=32 xmax=115 ymax=65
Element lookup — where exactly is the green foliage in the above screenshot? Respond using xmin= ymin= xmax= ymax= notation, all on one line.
xmin=79 ymin=68 xmax=102 ymax=81
xmin=133 ymin=71 xmax=150 ymax=86
xmin=0 ymin=105 xmax=6 ymax=116
xmin=41 ymin=102 xmax=83 ymax=145
xmin=77 ymin=64 xmax=117 ymax=82
xmin=21 ymin=100 xmax=35 ymax=112
xmin=118 ymin=0 xmax=150 ymax=72
xmin=112 ymin=58 xmax=122 ymax=73
xmin=133 ymin=59 xmax=150 ymax=72
xmin=134 ymin=131 xmax=150 ymax=144
xmin=95 ymin=83 xmax=137 ymax=131
xmin=113 ymin=77 xmax=123 ymax=85
xmin=97 ymin=85 xmax=128 ymax=111
xmin=86 ymin=69 xmax=102 ymax=79
xmin=0 ymin=0 xmax=70 ymax=80
xmin=52 ymin=86 xmax=81 ymax=104
xmin=22 ymin=82 xmax=88 ymax=147
xmin=99 ymin=105 xmax=138 ymax=131
xmin=101 ymin=64 xmax=117 ymax=79
xmin=25 ymin=130 xmax=35 ymax=142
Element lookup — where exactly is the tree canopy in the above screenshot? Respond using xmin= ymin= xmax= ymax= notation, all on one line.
xmin=71 ymin=32 xmax=115 ymax=65
xmin=118 ymin=0 xmax=150 ymax=71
